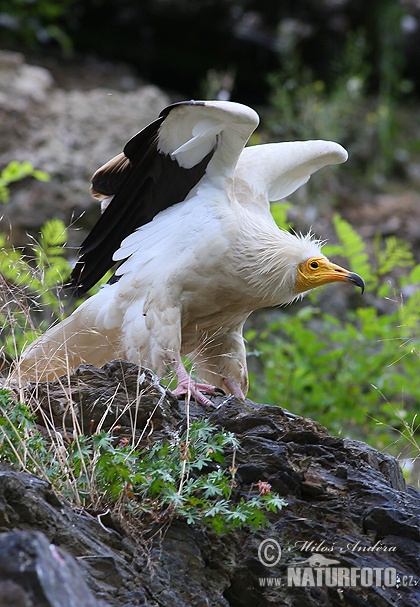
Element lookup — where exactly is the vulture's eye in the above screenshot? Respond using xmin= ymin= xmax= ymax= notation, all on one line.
xmin=309 ymin=261 xmax=319 ymax=269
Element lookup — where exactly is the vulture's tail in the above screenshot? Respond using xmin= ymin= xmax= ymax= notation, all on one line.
xmin=16 ymin=290 xmax=122 ymax=382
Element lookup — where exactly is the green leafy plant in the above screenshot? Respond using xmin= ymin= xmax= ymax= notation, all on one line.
xmin=0 ymin=161 xmax=72 ymax=361
xmin=0 ymin=391 xmax=286 ymax=533
xmin=268 ymin=25 xmax=411 ymax=179
xmin=323 ymin=214 xmax=414 ymax=292
xmin=0 ymin=218 xmax=72 ymax=361
xmin=0 ymin=218 xmax=70 ymax=304
xmin=0 ymin=161 xmax=49 ymax=203
xmin=0 ymin=0 xmax=75 ymax=52
xmin=0 ymin=389 xmax=50 ymax=473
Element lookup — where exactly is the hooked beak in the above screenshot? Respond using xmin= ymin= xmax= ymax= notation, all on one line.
xmin=324 ymin=261 xmax=365 ymax=294
xmin=346 ymin=272 xmax=365 ymax=294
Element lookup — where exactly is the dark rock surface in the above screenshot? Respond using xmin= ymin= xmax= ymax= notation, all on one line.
xmin=0 ymin=530 xmax=107 ymax=607
xmin=1 ymin=360 xmax=419 ymax=606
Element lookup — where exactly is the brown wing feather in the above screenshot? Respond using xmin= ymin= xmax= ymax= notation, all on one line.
xmin=90 ymin=153 xmax=132 ymax=200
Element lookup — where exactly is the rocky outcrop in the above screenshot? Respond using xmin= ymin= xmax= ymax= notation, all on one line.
xmin=0 ymin=50 xmax=169 ymax=246
xmin=0 ymin=360 xmax=419 ymax=607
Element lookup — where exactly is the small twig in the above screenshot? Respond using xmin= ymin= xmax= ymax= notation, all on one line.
xmin=96 ymin=509 xmax=113 ymax=533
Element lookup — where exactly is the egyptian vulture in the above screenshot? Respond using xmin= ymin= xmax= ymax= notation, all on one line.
xmin=19 ymin=100 xmax=364 ymax=405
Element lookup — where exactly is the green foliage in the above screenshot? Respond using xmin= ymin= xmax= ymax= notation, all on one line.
xmin=0 ymin=0 xmax=75 ymax=52
xmin=323 ymin=215 xmax=373 ymax=286
xmin=0 ymin=389 xmax=50 ymax=474
xmin=0 ymin=161 xmax=72 ymax=359
xmin=374 ymin=235 xmax=413 ymax=278
xmin=0 ymin=395 xmax=286 ymax=533
xmin=0 ymin=218 xmax=70 ymax=299
xmin=268 ymin=31 xmax=368 ymax=146
xmin=270 ymin=202 xmax=292 ymax=231
xmin=268 ymin=25 xmax=410 ymax=179
xmin=248 ymin=215 xmax=420 ymax=454
xmin=0 ymin=161 xmax=49 ymax=203
xmin=374 ymin=0 xmax=407 ymax=175
xmin=323 ymin=216 xmax=414 ymax=296
xmin=0 ymin=218 xmax=71 ymax=359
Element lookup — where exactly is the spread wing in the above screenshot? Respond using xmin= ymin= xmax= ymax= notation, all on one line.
xmin=70 ymin=100 xmax=259 ymax=296
xmin=234 ymin=140 xmax=348 ymax=209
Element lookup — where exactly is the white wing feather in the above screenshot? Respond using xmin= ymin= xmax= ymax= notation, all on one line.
xmin=234 ymin=140 xmax=348 ymax=205
xmin=158 ymin=101 xmax=259 ymax=175
xmin=113 ymin=101 xmax=259 ymax=266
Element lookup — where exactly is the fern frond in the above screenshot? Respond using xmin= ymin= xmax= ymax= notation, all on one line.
xmin=398 ymin=288 xmax=420 ymax=330
xmin=323 ymin=214 xmax=375 ymax=287
xmin=409 ymin=265 xmax=420 ymax=284
xmin=375 ymin=235 xmax=413 ymax=275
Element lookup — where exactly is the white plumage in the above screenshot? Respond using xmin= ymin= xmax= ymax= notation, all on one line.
xmin=19 ymin=100 xmax=363 ymax=405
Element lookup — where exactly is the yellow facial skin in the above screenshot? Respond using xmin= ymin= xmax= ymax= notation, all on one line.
xmin=295 ymin=256 xmax=365 ymax=295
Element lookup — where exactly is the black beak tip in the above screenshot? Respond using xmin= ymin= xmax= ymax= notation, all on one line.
xmin=348 ymin=272 xmax=365 ymax=294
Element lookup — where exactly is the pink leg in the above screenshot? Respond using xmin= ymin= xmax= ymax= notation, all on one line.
xmin=223 ymin=377 xmax=245 ymax=399
xmin=171 ymin=356 xmax=224 ymax=407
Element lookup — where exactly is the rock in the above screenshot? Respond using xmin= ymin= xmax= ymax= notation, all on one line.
xmin=0 ymin=51 xmax=53 ymax=109
xmin=343 ymin=190 xmax=420 ymax=248
xmin=0 ymin=51 xmax=169 ymax=246
xmin=0 ymin=579 xmax=31 ymax=607
xmin=0 ymin=530 xmax=108 ymax=607
xmin=25 ymin=360 xmax=181 ymax=443
xmin=1 ymin=360 xmax=418 ymax=606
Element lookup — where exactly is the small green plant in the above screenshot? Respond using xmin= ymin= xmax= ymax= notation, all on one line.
xmin=0 ymin=161 xmax=49 ymax=203
xmin=0 ymin=391 xmax=286 ymax=533
xmin=0 ymin=218 xmax=72 ymax=361
xmin=0 ymin=218 xmax=71 ymax=305
xmin=0 ymin=161 xmax=72 ymax=362
xmin=0 ymin=389 xmax=50 ymax=474
xmin=323 ymin=214 xmax=414 ymax=293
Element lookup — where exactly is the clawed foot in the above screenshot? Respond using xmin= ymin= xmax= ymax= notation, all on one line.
xmin=170 ymin=355 xmax=245 ymax=408
xmin=172 ymin=380 xmax=226 ymax=408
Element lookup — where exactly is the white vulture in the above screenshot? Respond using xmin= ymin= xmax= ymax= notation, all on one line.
xmin=18 ymin=100 xmax=364 ymax=405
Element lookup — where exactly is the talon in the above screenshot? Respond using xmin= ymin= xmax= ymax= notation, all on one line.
xmin=171 ymin=355 xmax=226 ymax=408
xmin=172 ymin=381 xmax=220 ymax=406
xmin=172 ymin=383 xmax=214 ymax=408
xmin=223 ymin=377 xmax=245 ymax=399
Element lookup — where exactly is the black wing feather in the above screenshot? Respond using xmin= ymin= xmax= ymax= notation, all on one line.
xmin=70 ymin=104 xmax=215 ymax=296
